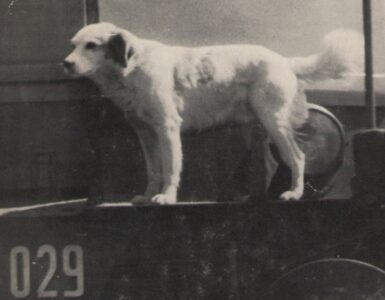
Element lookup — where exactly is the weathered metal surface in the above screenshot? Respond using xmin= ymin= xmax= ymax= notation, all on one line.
xmin=0 ymin=201 xmax=384 ymax=299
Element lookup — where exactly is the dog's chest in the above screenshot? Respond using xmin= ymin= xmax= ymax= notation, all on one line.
xmin=106 ymin=85 xmax=158 ymax=126
xmin=99 ymin=77 xmax=139 ymax=113
xmin=109 ymin=90 xmax=137 ymax=112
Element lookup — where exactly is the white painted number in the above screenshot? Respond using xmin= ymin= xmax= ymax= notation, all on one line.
xmin=9 ymin=245 xmax=84 ymax=298
xmin=10 ymin=246 xmax=31 ymax=298
xmin=37 ymin=245 xmax=58 ymax=298
xmin=63 ymin=245 xmax=84 ymax=297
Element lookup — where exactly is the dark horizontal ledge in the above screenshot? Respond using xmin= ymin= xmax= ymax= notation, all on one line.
xmin=0 ymin=63 xmax=70 ymax=83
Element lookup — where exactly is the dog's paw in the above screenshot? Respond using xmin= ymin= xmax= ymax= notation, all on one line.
xmin=131 ymin=195 xmax=152 ymax=205
xmin=151 ymin=194 xmax=177 ymax=205
xmin=279 ymin=190 xmax=303 ymax=201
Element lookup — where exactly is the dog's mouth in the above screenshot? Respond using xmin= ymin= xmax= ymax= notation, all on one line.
xmin=64 ymin=68 xmax=77 ymax=77
xmin=63 ymin=65 xmax=93 ymax=78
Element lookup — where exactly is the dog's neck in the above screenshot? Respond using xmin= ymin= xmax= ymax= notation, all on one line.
xmin=89 ymin=66 xmax=139 ymax=112
xmin=90 ymin=66 xmax=131 ymax=95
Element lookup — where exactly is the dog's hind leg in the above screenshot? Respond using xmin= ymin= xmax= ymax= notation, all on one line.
xmin=249 ymin=80 xmax=305 ymax=200
xmin=268 ymin=121 xmax=305 ymax=200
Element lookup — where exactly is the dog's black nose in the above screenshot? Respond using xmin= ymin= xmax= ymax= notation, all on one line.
xmin=63 ymin=60 xmax=74 ymax=70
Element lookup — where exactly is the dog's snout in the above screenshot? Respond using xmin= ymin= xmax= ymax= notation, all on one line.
xmin=63 ymin=60 xmax=74 ymax=70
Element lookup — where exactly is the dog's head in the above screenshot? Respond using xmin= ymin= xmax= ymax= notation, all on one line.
xmin=64 ymin=22 xmax=136 ymax=77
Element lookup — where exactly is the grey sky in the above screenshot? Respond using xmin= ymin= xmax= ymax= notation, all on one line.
xmin=100 ymin=0 xmax=383 ymax=60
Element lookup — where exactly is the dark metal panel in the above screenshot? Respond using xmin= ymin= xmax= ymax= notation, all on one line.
xmin=0 ymin=100 xmax=97 ymax=206
xmin=0 ymin=0 xmax=86 ymax=65
xmin=0 ymin=202 xmax=383 ymax=299
xmin=0 ymin=0 xmax=92 ymax=83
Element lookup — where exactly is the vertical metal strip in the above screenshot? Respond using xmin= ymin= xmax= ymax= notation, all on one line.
xmin=363 ymin=0 xmax=376 ymax=129
xmin=85 ymin=0 xmax=100 ymax=25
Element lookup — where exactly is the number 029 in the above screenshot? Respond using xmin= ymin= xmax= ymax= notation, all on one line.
xmin=10 ymin=245 xmax=84 ymax=298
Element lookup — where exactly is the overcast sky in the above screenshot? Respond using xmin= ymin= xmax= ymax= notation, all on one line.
xmin=100 ymin=0 xmax=384 ymax=67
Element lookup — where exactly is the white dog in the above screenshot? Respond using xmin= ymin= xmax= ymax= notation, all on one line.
xmin=64 ymin=22 xmax=362 ymax=204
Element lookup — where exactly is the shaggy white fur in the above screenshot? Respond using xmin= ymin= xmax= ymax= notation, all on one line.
xmin=65 ymin=23 xmax=362 ymax=204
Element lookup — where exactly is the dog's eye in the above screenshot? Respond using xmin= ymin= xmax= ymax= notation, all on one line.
xmin=85 ymin=42 xmax=98 ymax=50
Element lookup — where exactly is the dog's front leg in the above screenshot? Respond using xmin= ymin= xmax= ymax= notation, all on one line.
xmin=139 ymin=128 xmax=162 ymax=198
xmin=130 ymin=124 xmax=162 ymax=204
xmin=126 ymin=113 xmax=162 ymax=203
xmin=152 ymin=118 xmax=182 ymax=205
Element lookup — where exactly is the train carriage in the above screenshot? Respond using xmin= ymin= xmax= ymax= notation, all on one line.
xmin=1 ymin=0 xmax=385 ymax=299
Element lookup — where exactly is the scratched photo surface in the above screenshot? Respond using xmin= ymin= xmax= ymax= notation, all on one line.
xmin=0 ymin=0 xmax=385 ymax=299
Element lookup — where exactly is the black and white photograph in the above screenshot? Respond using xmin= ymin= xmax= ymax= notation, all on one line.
xmin=0 ymin=0 xmax=385 ymax=299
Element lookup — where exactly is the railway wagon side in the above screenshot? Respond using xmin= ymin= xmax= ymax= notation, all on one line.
xmin=1 ymin=0 xmax=385 ymax=299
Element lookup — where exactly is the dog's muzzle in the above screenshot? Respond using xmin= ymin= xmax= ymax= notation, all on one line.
xmin=63 ymin=60 xmax=75 ymax=74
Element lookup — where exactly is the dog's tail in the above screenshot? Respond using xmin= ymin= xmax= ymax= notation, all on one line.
xmin=289 ymin=29 xmax=364 ymax=84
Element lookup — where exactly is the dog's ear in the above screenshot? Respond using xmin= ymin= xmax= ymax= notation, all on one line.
xmin=127 ymin=46 xmax=135 ymax=62
xmin=106 ymin=33 xmax=134 ymax=68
